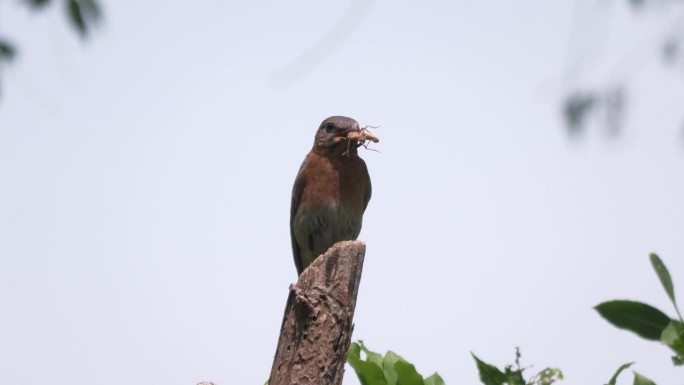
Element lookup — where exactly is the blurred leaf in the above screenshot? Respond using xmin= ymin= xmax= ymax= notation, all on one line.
xmin=66 ymin=0 xmax=102 ymax=37
xmin=0 ymin=38 xmax=16 ymax=62
xmin=69 ymin=0 xmax=88 ymax=36
xmin=424 ymin=373 xmax=445 ymax=385
xmin=628 ymin=0 xmax=646 ymax=9
xmin=606 ymin=362 xmax=634 ymax=385
xmin=23 ymin=0 xmax=52 ymax=9
xmin=348 ymin=342 xmax=388 ymax=385
xmin=394 ymin=360 xmax=424 ymax=385
xmin=80 ymin=0 xmax=102 ymax=20
xmin=472 ymin=353 xmax=508 ymax=385
xmin=662 ymin=38 xmax=680 ymax=64
xmin=632 ymin=372 xmax=656 ymax=385
xmin=563 ymin=92 xmax=596 ymax=134
xmin=650 ymin=253 xmax=682 ymax=320
xmin=67 ymin=0 xmax=86 ymax=35
xmin=595 ymin=300 xmax=671 ymax=341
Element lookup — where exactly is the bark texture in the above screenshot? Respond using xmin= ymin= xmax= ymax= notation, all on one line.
xmin=268 ymin=240 xmax=366 ymax=385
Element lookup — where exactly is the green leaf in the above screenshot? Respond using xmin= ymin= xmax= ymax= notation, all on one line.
xmin=394 ymin=360 xmax=424 ymax=385
xmin=67 ymin=0 xmax=86 ymax=35
xmin=424 ymin=373 xmax=445 ymax=385
xmin=534 ymin=368 xmax=563 ymax=385
xmin=502 ymin=365 xmax=525 ymax=385
xmin=358 ymin=341 xmax=385 ymax=367
xmin=606 ymin=362 xmax=634 ymax=385
xmin=595 ymin=300 xmax=671 ymax=341
xmin=382 ymin=351 xmax=403 ymax=385
xmin=660 ymin=320 xmax=684 ymax=365
xmin=472 ymin=353 xmax=508 ymax=385
xmin=632 ymin=371 xmax=656 ymax=385
xmin=650 ymin=253 xmax=682 ymax=321
xmin=347 ymin=342 xmax=388 ymax=385
xmin=661 ymin=320 xmax=684 ymax=352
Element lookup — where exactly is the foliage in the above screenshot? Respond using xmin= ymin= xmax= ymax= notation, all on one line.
xmin=347 ymin=341 xmax=445 ymax=385
xmin=471 ymin=348 xmax=563 ymax=385
xmin=562 ymin=0 xmax=684 ymax=138
xmin=595 ymin=253 xmax=684 ymax=367
xmin=22 ymin=0 xmax=102 ymax=37
xmin=0 ymin=0 xmax=101 ymax=85
xmin=603 ymin=362 xmax=658 ymax=385
xmin=0 ymin=39 xmax=16 ymax=63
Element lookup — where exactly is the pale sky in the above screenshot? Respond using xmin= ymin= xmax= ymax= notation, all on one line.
xmin=1 ymin=1 xmax=683 ymax=384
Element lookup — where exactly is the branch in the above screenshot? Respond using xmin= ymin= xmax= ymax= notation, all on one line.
xmin=268 ymin=240 xmax=366 ymax=385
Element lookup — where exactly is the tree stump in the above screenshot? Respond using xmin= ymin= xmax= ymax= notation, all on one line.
xmin=268 ymin=240 xmax=366 ymax=385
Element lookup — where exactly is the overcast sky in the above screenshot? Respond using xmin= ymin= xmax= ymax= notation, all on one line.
xmin=1 ymin=1 xmax=683 ymax=384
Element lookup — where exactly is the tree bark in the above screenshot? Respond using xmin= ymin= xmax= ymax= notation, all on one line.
xmin=268 ymin=240 xmax=366 ymax=385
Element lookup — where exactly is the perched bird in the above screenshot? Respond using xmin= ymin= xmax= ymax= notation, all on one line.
xmin=290 ymin=116 xmax=372 ymax=275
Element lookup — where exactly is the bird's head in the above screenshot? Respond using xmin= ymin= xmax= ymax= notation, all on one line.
xmin=313 ymin=116 xmax=361 ymax=152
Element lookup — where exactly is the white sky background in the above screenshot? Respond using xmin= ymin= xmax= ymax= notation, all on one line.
xmin=1 ymin=1 xmax=683 ymax=384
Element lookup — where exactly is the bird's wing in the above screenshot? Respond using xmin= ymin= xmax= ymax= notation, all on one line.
xmin=290 ymin=158 xmax=308 ymax=275
xmin=363 ymin=162 xmax=372 ymax=211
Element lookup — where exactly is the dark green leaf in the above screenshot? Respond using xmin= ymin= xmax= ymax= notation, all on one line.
xmin=472 ymin=353 xmax=508 ymax=385
xmin=0 ymin=39 xmax=16 ymax=62
xmin=65 ymin=0 xmax=101 ymax=37
xmin=606 ymin=362 xmax=634 ymax=385
xmin=633 ymin=371 xmax=656 ymax=385
xmin=595 ymin=300 xmax=671 ymax=341
xmin=67 ymin=0 xmax=87 ymax=36
xmin=347 ymin=342 xmax=388 ymax=385
xmin=394 ymin=360 xmax=424 ymax=385
xmin=503 ymin=365 xmax=525 ymax=385
xmin=424 ymin=373 xmax=445 ymax=385
xmin=650 ymin=253 xmax=682 ymax=321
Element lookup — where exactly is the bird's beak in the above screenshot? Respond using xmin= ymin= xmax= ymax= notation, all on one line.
xmin=333 ymin=124 xmax=360 ymax=140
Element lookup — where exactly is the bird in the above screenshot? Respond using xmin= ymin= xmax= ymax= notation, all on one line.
xmin=290 ymin=116 xmax=372 ymax=275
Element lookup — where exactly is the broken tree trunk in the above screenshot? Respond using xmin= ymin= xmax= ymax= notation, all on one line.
xmin=268 ymin=240 xmax=366 ymax=385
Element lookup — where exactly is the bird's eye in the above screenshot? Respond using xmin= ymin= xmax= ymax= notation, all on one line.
xmin=324 ymin=121 xmax=335 ymax=132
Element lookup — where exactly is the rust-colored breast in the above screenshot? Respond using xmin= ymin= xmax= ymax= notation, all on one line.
xmin=298 ymin=152 xmax=369 ymax=211
xmin=291 ymin=150 xmax=371 ymax=274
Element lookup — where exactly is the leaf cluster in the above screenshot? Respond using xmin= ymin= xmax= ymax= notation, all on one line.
xmin=347 ymin=341 xmax=445 ymax=385
xmin=471 ymin=348 xmax=563 ymax=385
xmin=595 ymin=253 xmax=684 ymax=366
